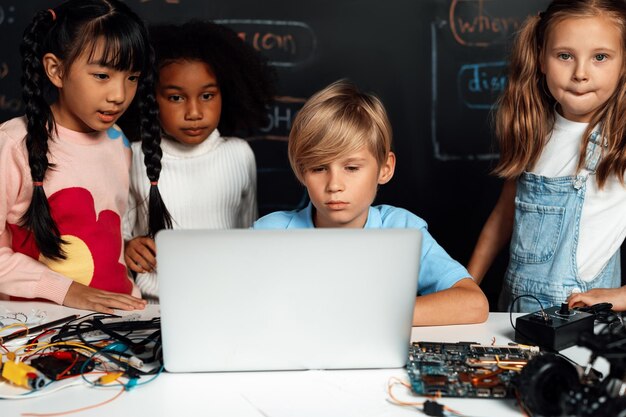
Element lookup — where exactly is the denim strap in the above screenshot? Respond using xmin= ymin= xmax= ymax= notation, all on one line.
xmin=584 ymin=130 xmax=606 ymax=173
xmin=573 ymin=130 xmax=605 ymax=189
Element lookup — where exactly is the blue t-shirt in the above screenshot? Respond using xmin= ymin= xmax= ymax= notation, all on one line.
xmin=253 ymin=203 xmax=471 ymax=295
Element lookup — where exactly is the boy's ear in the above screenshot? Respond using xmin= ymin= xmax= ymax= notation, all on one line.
xmin=378 ymin=151 xmax=396 ymax=185
xmin=42 ymin=53 xmax=64 ymax=88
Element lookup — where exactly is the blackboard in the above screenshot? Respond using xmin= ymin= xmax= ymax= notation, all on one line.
xmin=5 ymin=0 xmax=604 ymax=309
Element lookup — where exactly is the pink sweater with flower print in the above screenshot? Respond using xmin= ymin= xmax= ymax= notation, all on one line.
xmin=0 ymin=116 xmax=139 ymax=304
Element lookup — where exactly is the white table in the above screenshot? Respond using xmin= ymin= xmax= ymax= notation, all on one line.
xmin=0 ymin=301 xmax=600 ymax=417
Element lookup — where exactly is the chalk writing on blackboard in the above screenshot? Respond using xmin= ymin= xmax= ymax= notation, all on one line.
xmin=431 ymin=20 xmax=499 ymax=161
xmin=214 ymin=19 xmax=317 ymax=67
xmin=431 ymin=0 xmax=548 ymax=161
xmin=0 ymin=5 xmax=16 ymax=26
xmin=0 ymin=58 xmax=22 ymax=113
xmin=458 ymin=61 xmax=506 ymax=110
xmin=0 ymin=95 xmax=21 ymax=112
xmin=258 ymin=96 xmax=306 ymax=141
xmin=449 ymin=0 xmax=527 ymax=47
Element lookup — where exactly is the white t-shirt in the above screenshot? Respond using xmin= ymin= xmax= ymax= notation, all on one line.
xmin=531 ymin=112 xmax=626 ymax=281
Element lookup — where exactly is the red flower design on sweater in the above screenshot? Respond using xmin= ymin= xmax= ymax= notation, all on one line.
xmin=9 ymin=187 xmax=131 ymax=294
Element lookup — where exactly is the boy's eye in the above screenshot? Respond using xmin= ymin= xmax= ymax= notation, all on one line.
xmin=345 ymin=166 xmax=360 ymax=172
xmin=201 ymin=93 xmax=215 ymax=100
xmin=311 ymin=166 xmax=327 ymax=173
xmin=595 ymin=54 xmax=608 ymax=62
xmin=557 ymin=53 xmax=572 ymax=60
xmin=168 ymin=95 xmax=184 ymax=102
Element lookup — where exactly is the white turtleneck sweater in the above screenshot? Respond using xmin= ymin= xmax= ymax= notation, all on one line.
xmin=123 ymin=129 xmax=257 ymax=301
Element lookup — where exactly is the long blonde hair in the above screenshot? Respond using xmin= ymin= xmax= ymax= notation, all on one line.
xmin=495 ymin=0 xmax=626 ymax=187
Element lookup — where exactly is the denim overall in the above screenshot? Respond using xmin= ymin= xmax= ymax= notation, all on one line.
xmin=499 ymin=131 xmax=621 ymax=312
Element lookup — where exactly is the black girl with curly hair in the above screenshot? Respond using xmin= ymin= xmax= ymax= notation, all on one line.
xmin=0 ymin=0 xmax=171 ymax=313
xmin=123 ymin=20 xmax=275 ymax=302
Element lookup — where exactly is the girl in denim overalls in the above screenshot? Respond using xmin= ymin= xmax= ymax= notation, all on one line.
xmin=468 ymin=0 xmax=626 ymax=312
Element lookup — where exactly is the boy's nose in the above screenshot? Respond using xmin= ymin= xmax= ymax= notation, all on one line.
xmin=326 ymin=171 xmax=345 ymax=192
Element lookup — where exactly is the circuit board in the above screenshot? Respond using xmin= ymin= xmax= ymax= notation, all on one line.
xmin=407 ymin=341 xmax=540 ymax=399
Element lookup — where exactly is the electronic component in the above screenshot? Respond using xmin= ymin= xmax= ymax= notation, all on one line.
xmin=514 ymin=353 xmax=582 ymax=416
xmin=514 ymin=317 xmax=626 ymax=417
xmin=407 ymin=341 xmax=539 ymax=399
xmin=29 ymin=352 xmax=94 ymax=381
xmin=515 ymin=304 xmax=595 ymax=351
xmin=1 ymin=361 xmax=47 ymax=389
xmin=98 ymin=371 xmax=124 ymax=385
xmin=515 ymin=349 xmax=626 ymax=417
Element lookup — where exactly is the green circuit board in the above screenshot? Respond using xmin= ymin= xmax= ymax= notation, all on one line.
xmin=407 ymin=341 xmax=540 ymax=399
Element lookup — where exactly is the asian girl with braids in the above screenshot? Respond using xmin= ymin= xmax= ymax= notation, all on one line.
xmin=0 ymin=0 xmax=172 ymax=313
xmin=122 ymin=21 xmax=275 ymax=302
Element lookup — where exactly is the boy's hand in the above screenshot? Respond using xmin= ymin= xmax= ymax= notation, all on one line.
xmin=64 ymin=281 xmax=147 ymax=314
xmin=125 ymin=236 xmax=157 ymax=273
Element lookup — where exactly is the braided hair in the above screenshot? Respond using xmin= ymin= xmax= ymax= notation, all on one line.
xmin=19 ymin=0 xmax=171 ymax=260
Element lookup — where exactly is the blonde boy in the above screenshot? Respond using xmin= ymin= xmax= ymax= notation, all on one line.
xmin=254 ymin=80 xmax=488 ymax=325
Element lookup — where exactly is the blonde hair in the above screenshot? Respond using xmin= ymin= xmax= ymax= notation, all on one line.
xmin=288 ymin=79 xmax=392 ymax=183
xmin=495 ymin=0 xmax=626 ymax=187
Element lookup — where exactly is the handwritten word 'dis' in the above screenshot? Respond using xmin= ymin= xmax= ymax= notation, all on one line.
xmin=458 ymin=62 xmax=507 ymax=109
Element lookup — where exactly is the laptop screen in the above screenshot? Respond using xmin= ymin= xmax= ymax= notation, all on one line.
xmin=156 ymin=228 xmax=421 ymax=372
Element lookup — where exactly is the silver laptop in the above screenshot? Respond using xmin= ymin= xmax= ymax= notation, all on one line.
xmin=156 ymin=228 xmax=421 ymax=372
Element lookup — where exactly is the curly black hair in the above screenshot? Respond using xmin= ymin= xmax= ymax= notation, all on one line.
xmin=149 ymin=20 xmax=276 ymax=137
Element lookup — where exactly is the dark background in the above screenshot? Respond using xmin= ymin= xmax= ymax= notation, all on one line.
xmin=3 ymin=0 xmax=621 ymax=310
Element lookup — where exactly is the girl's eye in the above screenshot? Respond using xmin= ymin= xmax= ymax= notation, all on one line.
xmin=94 ymin=73 xmax=109 ymax=80
xmin=558 ymin=53 xmax=572 ymax=60
xmin=128 ymin=74 xmax=140 ymax=82
xmin=595 ymin=54 xmax=608 ymax=62
xmin=201 ymin=93 xmax=215 ymax=100
xmin=168 ymin=95 xmax=184 ymax=102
